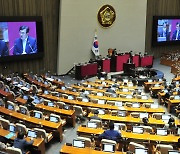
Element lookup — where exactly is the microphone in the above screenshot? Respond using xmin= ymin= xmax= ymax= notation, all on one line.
xmin=27 ymin=41 xmax=37 ymax=53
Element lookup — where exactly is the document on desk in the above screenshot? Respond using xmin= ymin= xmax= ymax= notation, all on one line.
xmin=5 ymin=132 xmax=15 ymax=139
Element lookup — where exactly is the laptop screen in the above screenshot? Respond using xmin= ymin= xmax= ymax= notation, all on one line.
xmin=132 ymin=103 xmax=140 ymax=108
xmin=156 ymin=128 xmax=168 ymax=136
xmin=87 ymin=121 xmax=97 ymax=128
xmin=68 ymin=96 xmax=74 ymax=100
xmin=50 ymin=116 xmax=59 ymax=123
xmin=27 ymin=130 xmax=37 ymax=138
xmin=98 ymin=109 xmax=105 ymax=115
xmin=150 ymin=104 xmax=158 ymax=108
xmin=135 ymin=148 xmax=148 ymax=154
xmin=115 ymin=101 xmax=122 ymax=107
xmin=20 ymin=107 xmax=27 ymax=115
xmin=122 ymin=88 xmax=128 ymax=92
xmin=97 ymin=92 xmax=103 ymax=96
xmin=9 ymin=125 xmax=16 ymax=133
xmin=133 ymin=126 xmax=143 ymax=134
xmin=82 ymin=98 xmax=89 ymax=102
xmin=61 ymin=86 xmax=66 ymax=90
xmin=140 ymin=113 xmax=149 ymax=119
xmin=102 ymin=143 xmax=115 ymax=153
xmin=34 ymin=112 xmax=41 ymax=119
xmin=126 ymin=95 xmax=133 ymax=99
xmin=23 ymin=95 xmax=28 ymax=100
xmin=98 ymin=100 xmax=105 ymax=104
xmin=73 ymin=139 xmax=85 ymax=148
xmin=48 ymin=102 xmax=54 ymax=107
xmin=117 ymin=111 xmax=126 ymax=117
xmin=8 ymin=104 xmax=14 ymax=110
xmin=114 ymin=123 xmax=120 ymax=131
xmin=177 ymin=128 xmax=180 ymax=135
xmin=168 ymin=150 xmax=180 ymax=154
xmin=174 ymin=95 xmax=180 ymax=100
xmin=141 ymin=95 xmax=148 ymax=100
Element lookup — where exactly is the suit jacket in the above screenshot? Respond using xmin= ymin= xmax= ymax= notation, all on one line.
xmin=172 ymin=30 xmax=180 ymax=40
xmin=13 ymin=138 xmax=33 ymax=154
xmin=0 ymin=40 xmax=8 ymax=57
xmin=13 ymin=36 xmax=37 ymax=55
xmin=99 ymin=129 xmax=122 ymax=142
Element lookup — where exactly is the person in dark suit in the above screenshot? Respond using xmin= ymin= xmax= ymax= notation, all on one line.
xmin=13 ymin=26 xmax=37 ymax=55
xmin=172 ymin=22 xmax=180 ymax=40
xmin=0 ymin=40 xmax=8 ymax=57
xmin=99 ymin=121 xmax=122 ymax=142
xmin=13 ymin=132 xmax=34 ymax=154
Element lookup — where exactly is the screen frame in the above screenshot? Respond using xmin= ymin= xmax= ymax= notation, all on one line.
xmin=152 ymin=16 xmax=180 ymax=46
xmin=0 ymin=16 xmax=44 ymax=63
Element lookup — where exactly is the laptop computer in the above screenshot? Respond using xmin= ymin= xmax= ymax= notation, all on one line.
xmin=73 ymin=139 xmax=85 ymax=148
xmin=48 ymin=102 xmax=54 ymax=107
xmin=135 ymin=148 xmax=148 ymax=154
xmin=132 ymin=126 xmax=144 ymax=134
xmin=87 ymin=121 xmax=97 ymax=128
xmin=98 ymin=109 xmax=105 ymax=115
xmin=34 ymin=112 xmax=42 ymax=119
xmin=102 ymin=143 xmax=115 ymax=153
xmin=7 ymin=104 xmax=14 ymax=110
xmin=168 ymin=150 xmax=180 ymax=154
xmin=9 ymin=124 xmax=16 ymax=133
xmin=27 ymin=130 xmax=37 ymax=138
xmin=140 ymin=113 xmax=149 ymax=119
xmin=156 ymin=128 xmax=168 ymax=136
xmin=50 ymin=116 xmax=59 ymax=123
xmin=132 ymin=103 xmax=140 ymax=108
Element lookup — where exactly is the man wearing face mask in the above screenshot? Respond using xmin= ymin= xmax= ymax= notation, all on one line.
xmin=13 ymin=26 xmax=37 ymax=55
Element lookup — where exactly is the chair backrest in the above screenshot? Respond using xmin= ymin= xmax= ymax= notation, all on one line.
xmin=156 ymin=144 xmax=173 ymax=154
xmin=76 ymin=97 xmax=82 ymax=101
xmin=34 ymin=128 xmax=47 ymax=141
xmin=33 ymin=110 xmax=43 ymax=119
xmin=130 ymin=112 xmax=140 ymax=118
xmin=91 ymin=99 xmax=98 ymax=104
xmin=62 ymin=94 xmax=68 ymax=99
xmin=32 ymin=84 xmax=38 ymax=94
xmin=7 ymin=101 xmax=16 ymax=111
xmin=142 ymin=126 xmax=153 ymax=133
xmin=6 ymin=147 xmax=22 ymax=154
xmin=16 ymin=123 xmax=27 ymax=135
xmin=125 ymin=102 xmax=132 ymax=107
xmin=73 ymin=105 xmax=84 ymax=116
xmin=76 ymin=136 xmax=91 ymax=147
xmin=144 ymin=103 xmax=151 ymax=108
xmin=0 ymin=118 xmax=10 ymax=130
xmin=19 ymin=105 xmax=29 ymax=116
xmin=152 ymin=113 xmax=163 ymax=120
xmin=56 ymin=102 xmax=65 ymax=109
xmin=106 ymin=101 xmax=115 ymax=106
xmin=50 ymin=113 xmax=61 ymax=122
xmin=128 ymin=142 xmax=145 ymax=153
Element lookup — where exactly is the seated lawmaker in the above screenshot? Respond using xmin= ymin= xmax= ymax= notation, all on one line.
xmin=99 ymin=121 xmax=122 ymax=142
xmin=90 ymin=110 xmax=101 ymax=121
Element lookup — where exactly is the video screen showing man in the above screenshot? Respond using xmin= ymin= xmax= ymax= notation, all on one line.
xmin=0 ymin=40 xmax=8 ymax=57
xmin=172 ymin=22 xmax=180 ymax=40
xmin=13 ymin=26 xmax=37 ymax=55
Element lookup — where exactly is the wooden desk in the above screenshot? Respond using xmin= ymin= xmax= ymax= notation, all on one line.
xmin=35 ymin=104 xmax=75 ymax=127
xmin=0 ymin=107 xmax=63 ymax=142
xmin=38 ymin=94 xmax=162 ymax=113
xmin=173 ymin=76 xmax=180 ymax=81
xmin=77 ymin=126 xmax=180 ymax=143
xmin=0 ymin=89 xmax=13 ymax=101
xmin=56 ymin=89 xmax=79 ymax=96
xmin=144 ymin=81 xmax=163 ymax=92
xmin=15 ymin=97 xmax=27 ymax=105
xmin=88 ymin=95 xmax=154 ymax=103
xmin=24 ymin=74 xmax=50 ymax=89
xmin=167 ymin=99 xmax=180 ymax=113
xmin=0 ymin=128 xmax=45 ymax=154
xmin=60 ymin=144 xmax=126 ymax=154
xmin=88 ymin=113 xmax=180 ymax=126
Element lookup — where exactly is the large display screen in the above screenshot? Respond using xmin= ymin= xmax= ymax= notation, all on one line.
xmin=152 ymin=16 xmax=180 ymax=46
xmin=0 ymin=16 xmax=44 ymax=62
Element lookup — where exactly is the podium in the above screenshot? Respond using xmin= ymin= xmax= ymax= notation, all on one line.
xmin=75 ymin=63 xmax=98 ymax=80
xmin=123 ymin=63 xmax=135 ymax=76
